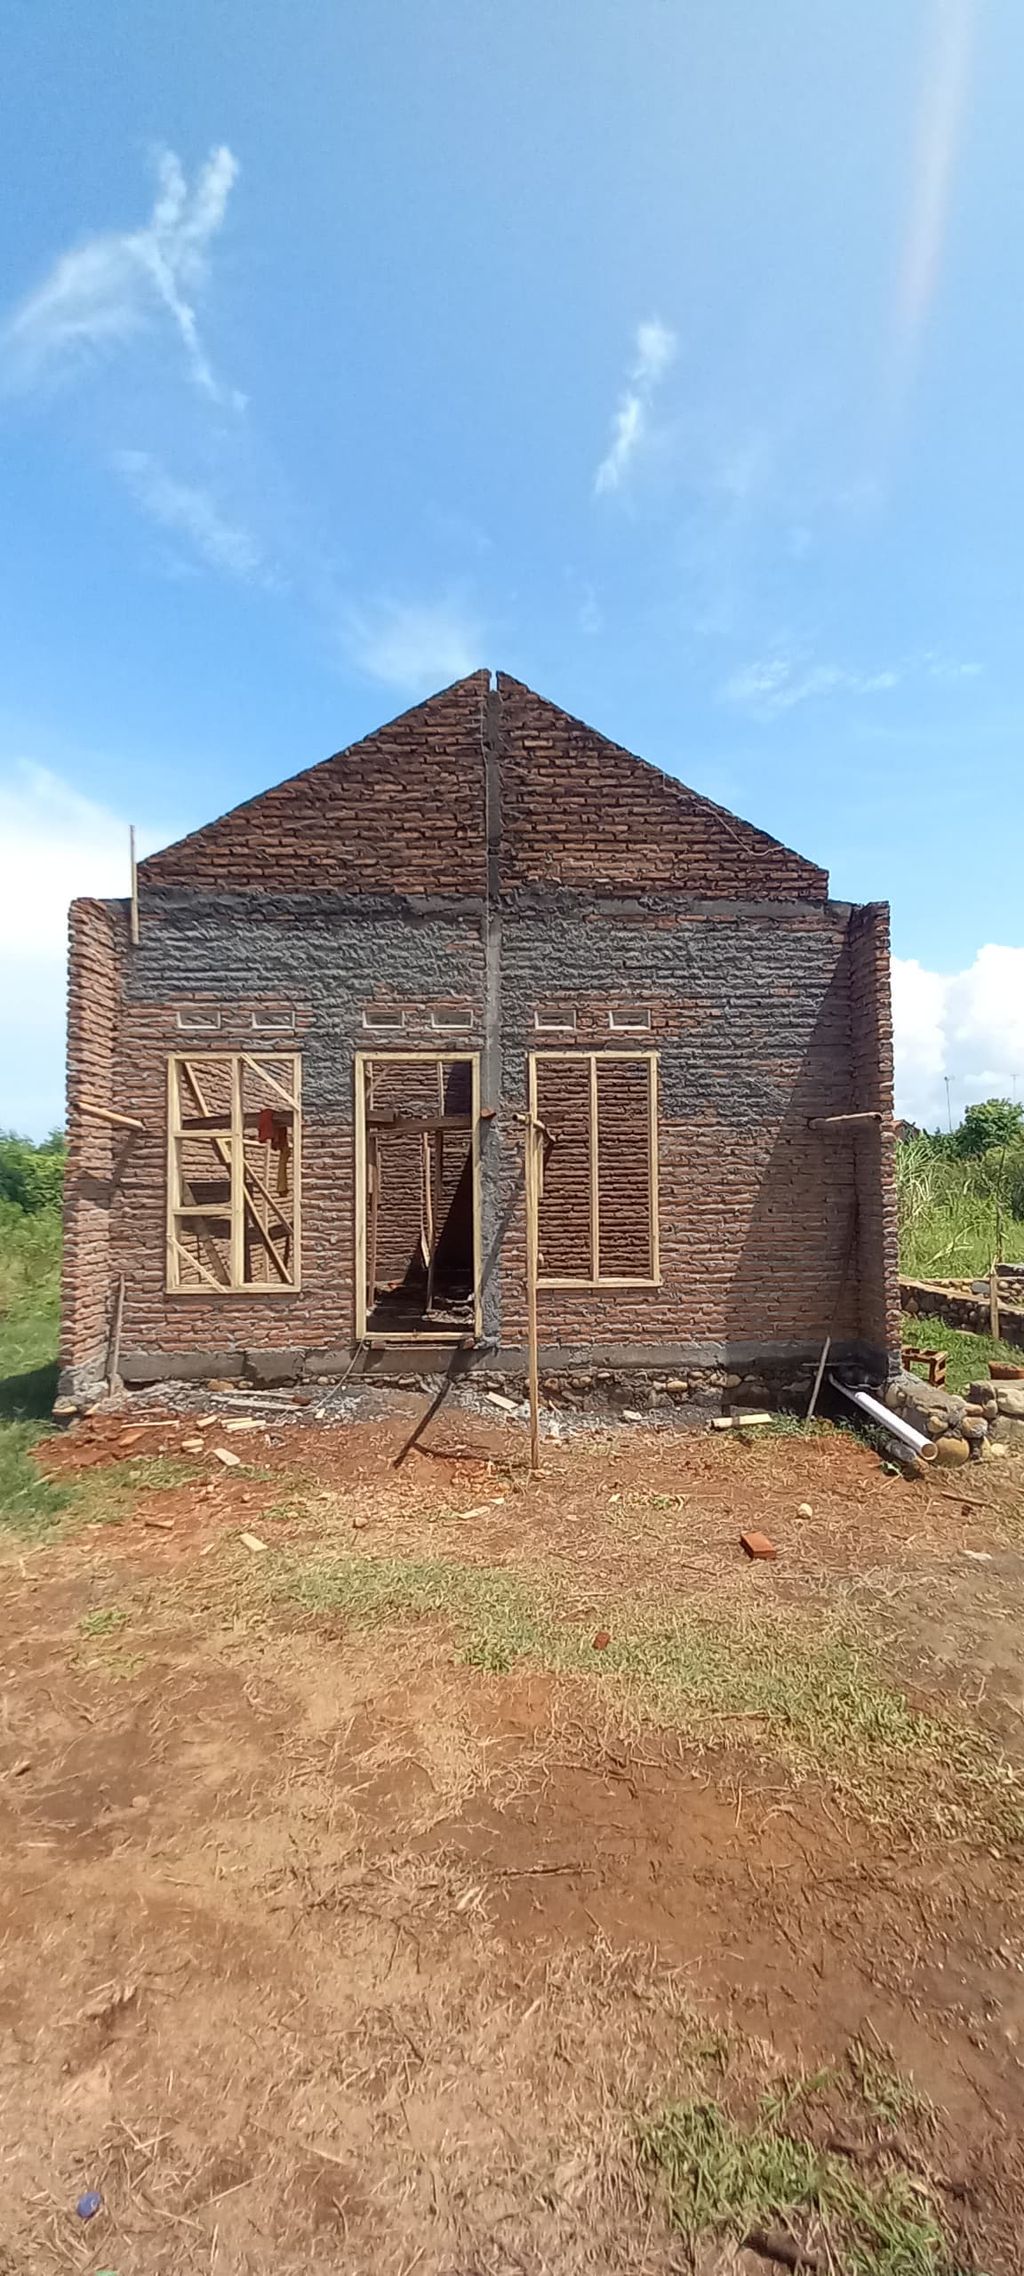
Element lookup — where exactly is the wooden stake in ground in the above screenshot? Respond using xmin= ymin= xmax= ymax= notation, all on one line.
xmin=990 ymin=1257 xmax=1000 ymax=1341
xmin=106 ymin=1273 xmax=125 ymax=1394
xmin=524 ymin=1113 xmax=542 ymax=1476
xmin=806 ymin=1333 xmax=831 ymax=1421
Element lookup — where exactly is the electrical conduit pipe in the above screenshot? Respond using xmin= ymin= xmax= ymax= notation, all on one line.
xmin=829 ymin=1377 xmax=938 ymax=1465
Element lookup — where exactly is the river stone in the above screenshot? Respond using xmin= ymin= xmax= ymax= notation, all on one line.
xmin=934 ymin=1436 xmax=971 ymax=1466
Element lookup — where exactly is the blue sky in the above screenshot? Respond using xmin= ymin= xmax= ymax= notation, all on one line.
xmin=1 ymin=0 xmax=1022 ymax=1134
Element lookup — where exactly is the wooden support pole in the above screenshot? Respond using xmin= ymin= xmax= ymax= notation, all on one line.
xmin=367 ymin=1132 xmax=380 ymax=1314
xmin=990 ymin=1259 xmax=1000 ymax=1341
xmin=524 ymin=1115 xmax=542 ymax=1477
xmin=106 ymin=1273 xmax=125 ymax=1392
xmin=806 ymin=1334 xmax=831 ymax=1421
xmin=422 ymin=1131 xmax=436 ymax=1313
xmin=74 ymin=1097 xmax=144 ymax=1131
xmin=129 ymin=825 xmax=139 ymax=947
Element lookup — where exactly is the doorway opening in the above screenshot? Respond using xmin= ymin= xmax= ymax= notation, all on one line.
xmin=355 ymin=1053 xmax=481 ymax=1341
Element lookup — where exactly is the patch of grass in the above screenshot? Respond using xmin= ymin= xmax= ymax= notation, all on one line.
xmin=0 ymin=1200 xmax=61 ymax=1422
xmin=285 ymin=1549 xmax=1022 ymax=1845
xmin=79 ymin=1648 xmax=147 ymax=1682
xmin=0 ymin=1202 xmax=65 ymax=1538
xmin=0 ymin=1419 xmax=74 ymax=1539
xmin=900 ymin=1313 xmax=1023 ymax=1397
xmin=79 ymin=1605 xmax=128 ymax=1638
xmin=848 ymin=2039 xmax=929 ymax=2130
xmin=758 ymin=2065 xmax=839 ymax=2128
xmin=636 ymin=2097 xmax=952 ymax=2276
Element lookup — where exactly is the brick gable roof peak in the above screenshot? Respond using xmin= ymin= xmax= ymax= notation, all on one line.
xmin=138 ymin=667 xmax=828 ymax=902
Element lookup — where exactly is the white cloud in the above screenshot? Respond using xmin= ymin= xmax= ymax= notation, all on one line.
xmin=633 ymin=318 xmax=676 ymax=387
xmin=594 ymin=316 xmax=678 ymax=495
xmin=893 ymin=946 xmax=1024 ymax=1130
xmin=345 ymin=598 xmax=484 ymax=694
xmin=114 ymin=449 xmax=267 ymax=582
xmin=2 ymin=145 xmax=242 ymax=406
xmin=721 ymin=648 xmax=982 ymax=718
xmin=0 ymin=763 xmax=172 ymax=1137
xmin=722 ymin=654 xmax=901 ymax=716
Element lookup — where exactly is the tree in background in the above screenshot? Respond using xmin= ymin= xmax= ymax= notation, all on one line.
xmin=951 ymin=1099 xmax=1024 ymax=1160
xmin=0 ymin=1132 xmax=66 ymax=1215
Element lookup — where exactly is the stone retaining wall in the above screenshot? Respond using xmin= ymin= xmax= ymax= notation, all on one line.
xmin=900 ymin=1277 xmax=1024 ymax=1351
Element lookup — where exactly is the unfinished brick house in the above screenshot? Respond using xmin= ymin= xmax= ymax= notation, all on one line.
xmin=59 ymin=671 xmax=900 ymax=1410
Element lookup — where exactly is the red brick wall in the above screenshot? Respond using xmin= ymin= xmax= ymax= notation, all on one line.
xmin=500 ymin=946 xmax=864 ymax=1352
xmin=497 ymin=675 xmax=829 ymax=900
xmin=140 ymin=673 xmax=490 ymax=897
xmin=60 ymin=677 xmax=897 ymax=1385
xmin=60 ymin=901 xmax=123 ymax=1375
xmin=849 ymin=903 xmax=901 ymax=1356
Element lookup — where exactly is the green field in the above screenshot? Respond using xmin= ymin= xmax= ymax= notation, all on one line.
xmin=897 ymin=1130 xmax=1024 ymax=1281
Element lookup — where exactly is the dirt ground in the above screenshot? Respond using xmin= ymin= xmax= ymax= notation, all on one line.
xmin=2 ymin=1402 xmax=1024 ymax=2273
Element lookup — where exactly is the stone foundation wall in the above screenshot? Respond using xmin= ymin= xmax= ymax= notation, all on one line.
xmin=967 ymin=1377 xmax=1024 ymax=1453
xmin=901 ymin=1277 xmax=1024 ymax=1351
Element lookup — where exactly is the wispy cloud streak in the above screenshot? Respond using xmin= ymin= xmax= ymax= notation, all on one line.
xmin=114 ymin=449 xmax=267 ymax=582
xmin=2 ymin=146 xmax=243 ymax=406
xmin=594 ymin=318 xmax=677 ymax=495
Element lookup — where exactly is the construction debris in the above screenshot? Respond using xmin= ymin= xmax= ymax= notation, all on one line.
xmin=740 ymin=1531 xmax=777 ymax=1560
xmin=712 ymin=1411 xmax=773 ymax=1430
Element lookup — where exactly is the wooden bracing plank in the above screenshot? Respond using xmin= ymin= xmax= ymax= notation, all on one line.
xmin=167 ymin=1053 xmax=300 ymax=1292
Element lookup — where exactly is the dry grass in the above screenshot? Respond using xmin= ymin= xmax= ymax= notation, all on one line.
xmin=277 ymin=1543 xmax=1023 ymax=1849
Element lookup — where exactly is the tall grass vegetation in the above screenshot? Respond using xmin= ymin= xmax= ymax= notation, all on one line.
xmin=896 ymin=1101 xmax=1024 ymax=1280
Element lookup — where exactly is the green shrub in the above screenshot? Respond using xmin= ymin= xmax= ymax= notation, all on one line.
xmin=0 ymin=1131 xmax=65 ymax=1215
xmin=952 ymin=1098 xmax=1024 ymax=1159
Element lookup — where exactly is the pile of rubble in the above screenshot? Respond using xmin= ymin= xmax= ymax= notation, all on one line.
xmin=883 ymin=1369 xmax=988 ymax=1465
xmin=966 ymin=1376 xmax=1024 ymax=1454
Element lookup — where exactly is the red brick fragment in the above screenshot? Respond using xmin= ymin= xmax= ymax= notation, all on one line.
xmin=592 ymin=1630 xmax=611 ymax=1650
xmin=740 ymin=1531 xmax=777 ymax=1561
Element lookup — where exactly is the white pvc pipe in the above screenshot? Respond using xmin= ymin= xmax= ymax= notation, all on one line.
xmin=829 ymin=1377 xmax=938 ymax=1464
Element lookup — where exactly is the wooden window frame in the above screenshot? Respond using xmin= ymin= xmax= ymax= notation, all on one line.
xmin=429 ymin=1009 xmax=474 ymax=1033
xmin=166 ymin=1052 xmax=302 ymax=1295
xmin=528 ymin=1050 xmax=660 ymax=1290
xmin=362 ymin=1008 xmax=406 ymax=1032
xmin=353 ymin=1051 xmax=482 ymax=1343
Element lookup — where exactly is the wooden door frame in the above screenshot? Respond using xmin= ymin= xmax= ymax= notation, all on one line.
xmin=353 ymin=1051 xmax=482 ymax=1342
